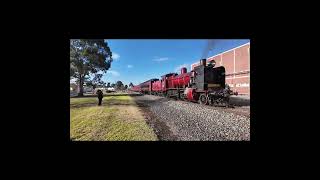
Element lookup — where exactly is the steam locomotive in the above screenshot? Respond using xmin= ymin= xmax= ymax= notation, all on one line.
xmin=131 ymin=59 xmax=237 ymax=106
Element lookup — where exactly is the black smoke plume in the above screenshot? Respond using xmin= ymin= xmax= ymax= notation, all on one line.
xmin=201 ymin=39 xmax=215 ymax=59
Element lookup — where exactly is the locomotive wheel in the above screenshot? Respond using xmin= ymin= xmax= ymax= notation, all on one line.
xmin=199 ymin=94 xmax=208 ymax=105
xmin=208 ymin=95 xmax=213 ymax=106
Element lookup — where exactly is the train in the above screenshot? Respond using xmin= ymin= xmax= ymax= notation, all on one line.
xmin=131 ymin=59 xmax=237 ymax=106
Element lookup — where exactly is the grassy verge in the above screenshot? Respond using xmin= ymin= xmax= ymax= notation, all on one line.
xmin=70 ymin=95 xmax=157 ymax=141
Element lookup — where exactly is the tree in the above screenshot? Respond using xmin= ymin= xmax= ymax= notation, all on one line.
xmin=124 ymin=85 xmax=128 ymax=90
xmin=92 ymin=74 xmax=105 ymax=87
xmin=83 ymin=74 xmax=105 ymax=91
xmin=115 ymin=81 xmax=124 ymax=90
xmin=70 ymin=39 xmax=113 ymax=96
xmin=129 ymin=82 xmax=134 ymax=87
xmin=70 ymin=64 xmax=76 ymax=78
xmin=85 ymin=80 xmax=95 ymax=89
xmin=111 ymin=83 xmax=115 ymax=88
xmin=107 ymin=82 xmax=111 ymax=88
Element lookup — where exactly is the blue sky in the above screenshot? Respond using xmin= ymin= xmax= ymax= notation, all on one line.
xmin=101 ymin=39 xmax=250 ymax=86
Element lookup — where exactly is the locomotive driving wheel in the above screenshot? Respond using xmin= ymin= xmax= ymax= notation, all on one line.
xmin=208 ymin=95 xmax=213 ymax=106
xmin=199 ymin=94 xmax=208 ymax=105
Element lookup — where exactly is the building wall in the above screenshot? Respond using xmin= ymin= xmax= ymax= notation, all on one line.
xmin=191 ymin=43 xmax=250 ymax=95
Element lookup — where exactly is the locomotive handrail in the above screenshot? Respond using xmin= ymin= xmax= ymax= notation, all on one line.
xmin=225 ymin=70 xmax=250 ymax=76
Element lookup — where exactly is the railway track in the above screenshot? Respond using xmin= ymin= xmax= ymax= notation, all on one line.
xmin=209 ymin=106 xmax=250 ymax=118
xmin=136 ymin=92 xmax=250 ymax=118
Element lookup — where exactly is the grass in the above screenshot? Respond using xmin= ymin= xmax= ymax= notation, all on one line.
xmin=70 ymin=95 xmax=158 ymax=141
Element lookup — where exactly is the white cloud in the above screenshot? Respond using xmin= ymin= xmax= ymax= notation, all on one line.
xmin=174 ymin=64 xmax=189 ymax=73
xmin=112 ymin=53 xmax=120 ymax=60
xmin=153 ymin=57 xmax=169 ymax=62
xmin=107 ymin=70 xmax=120 ymax=77
xmin=127 ymin=65 xmax=133 ymax=68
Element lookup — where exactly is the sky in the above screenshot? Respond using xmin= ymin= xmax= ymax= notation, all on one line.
xmin=76 ymin=39 xmax=250 ymax=86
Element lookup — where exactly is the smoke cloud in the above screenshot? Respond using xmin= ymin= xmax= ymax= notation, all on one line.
xmin=201 ymin=39 xmax=215 ymax=59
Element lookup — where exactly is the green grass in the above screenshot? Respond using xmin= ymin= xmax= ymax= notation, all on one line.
xmin=70 ymin=95 xmax=158 ymax=141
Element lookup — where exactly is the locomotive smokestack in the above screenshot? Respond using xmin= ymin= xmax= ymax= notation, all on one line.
xmin=200 ymin=59 xmax=206 ymax=66
xmin=181 ymin=67 xmax=187 ymax=74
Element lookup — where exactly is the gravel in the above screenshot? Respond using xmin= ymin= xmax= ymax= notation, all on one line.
xmin=133 ymin=95 xmax=250 ymax=141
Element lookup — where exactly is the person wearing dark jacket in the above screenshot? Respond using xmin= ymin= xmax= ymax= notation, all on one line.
xmin=96 ymin=90 xmax=103 ymax=106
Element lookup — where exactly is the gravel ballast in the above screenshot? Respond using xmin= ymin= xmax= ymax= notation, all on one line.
xmin=133 ymin=95 xmax=250 ymax=141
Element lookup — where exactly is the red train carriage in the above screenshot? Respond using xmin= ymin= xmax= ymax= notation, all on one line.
xmin=138 ymin=78 xmax=158 ymax=94
xmin=130 ymin=85 xmax=141 ymax=92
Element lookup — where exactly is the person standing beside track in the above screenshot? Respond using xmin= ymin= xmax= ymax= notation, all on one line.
xmin=96 ymin=90 xmax=103 ymax=106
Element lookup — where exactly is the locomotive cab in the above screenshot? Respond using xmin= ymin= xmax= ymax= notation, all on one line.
xmin=192 ymin=59 xmax=225 ymax=91
xmin=191 ymin=59 xmax=231 ymax=106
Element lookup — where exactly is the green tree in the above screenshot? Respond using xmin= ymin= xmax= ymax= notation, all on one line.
xmin=84 ymin=76 xmax=94 ymax=89
xmin=86 ymin=74 xmax=105 ymax=90
xmin=115 ymin=81 xmax=124 ymax=90
xmin=70 ymin=39 xmax=112 ymax=96
xmin=92 ymin=74 xmax=104 ymax=87
xmin=129 ymin=82 xmax=134 ymax=87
